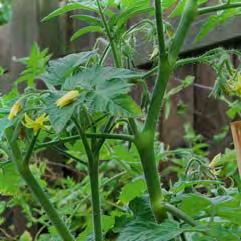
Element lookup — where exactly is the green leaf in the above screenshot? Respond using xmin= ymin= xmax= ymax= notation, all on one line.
xmin=71 ymin=14 xmax=102 ymax=26
xmin=45 ymin=92 xmax=84 ymax=133
xmin=42 ymin=2 xmax=98 ymax=22
xmin=17 ymin=43 xmax=51 ymax=87
xmin=117 ymin=219 xmax=184 ymax=241
xmin=71 ymin=26 xmax=103 ymax=41
xmin=180 ymin=194 xmax=212 ymax=217
xmin=208 ymin=224 xmax=240 ymax=241
xmin=86 ymin=92 xmax=141 ymax=117
xmin=129 ymin=197 xmax=154 ymax=221
xmin=195 ymin=8 xmax=241 ymax=42
xmin=63 ymin=66 xmax=142 ymax=117
xmin=119 ymin=179 xmax=146 ymax=204
xmin=209 ymin=194 xmax=241 ymax=224
xmin=0 ymin=162 xmax=23 ymax=196
xmin=63 ymin=66 xmax=142 ymax=90
xmin=42 ymin=51 xmax=96 ymax=86
xmin=113 ymin=3 xmax=153 ymax=30
xmin=19 ymin=231 xmax=33 ymax=241
xmin=0 ymin=117 xmax=11 ymax=140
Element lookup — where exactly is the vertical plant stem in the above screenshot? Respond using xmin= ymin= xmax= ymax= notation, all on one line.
xmin=5 ymin=128 xmax=74 ymax=241
xmin=96 ymin=0 xmax=121 ymax=67
xmin=135 ymin=0 xmax=198 ymax=223
xmin=135 ymin=137 xmax=167 ymax=222
xmin=168 ymin=0 xmax=198 ymax=64
xmin=133 ymin=0 xmax=169 ymax=223
xmin=89 ymin=154 xmax=102 ymax=241
xmin=73 ymin=119 xmax=102 ymax=241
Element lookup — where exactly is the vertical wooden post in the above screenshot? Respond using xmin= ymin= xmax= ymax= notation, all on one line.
xmin=231 ymin=121 xmax=241 ymax=178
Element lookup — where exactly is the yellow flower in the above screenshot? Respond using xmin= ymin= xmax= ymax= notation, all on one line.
xmin=56 ymin=90 xmax=80 ymax=108
xmin=23 ymin=113 xmax=49 ymax=135
xmin=8 ymin=100 xmax=22 ymax=120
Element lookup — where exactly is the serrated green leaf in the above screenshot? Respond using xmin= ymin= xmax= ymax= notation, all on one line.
xmin=180 ymin=194 xmax=212 ymax=217
xmin=86 ymin=92 xmax=141 ymax=117
xmin=129 ymin=197 xmax=154 ymax=221
xmin=71 ymin=26 xmax=103 ymax=41
xmin=63 ymin=66 xmax=142 ymax=117
xmin=45 ymin=92 xmax=85 ymax=133
xmin=42 ymin=51 xmax=96 ymax=86
xmin=63 ymin=66 xmax=142 ymax=90
xmin=117 ymin=219 xmax=184 ymax=241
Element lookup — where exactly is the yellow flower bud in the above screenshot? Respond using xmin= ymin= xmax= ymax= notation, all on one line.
xmin=56 ymin=90 xmax=80 ymax=108
xmin=23 ymin=113 xmax=49 ymax=135
xmin=8 ymin=101 xmax=22 ymax=120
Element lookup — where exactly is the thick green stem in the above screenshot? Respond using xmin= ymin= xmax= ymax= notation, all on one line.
xmin=169 ymin=0 xmax=198 ymax=64
xmin=74 ymin=120 xmax=102 ymax=241
xmin=135 ymin=133 xmax=167 ymax=222
xmin=198 ymin=2 xmax=241 ymax=15
xmin=144 ymin=59 xmax=171 ymax=134
xmin=136 ymin=0 xmax=199 ymax=224
xmin=5 ymin=129 xmax=74 ymax=241
xmin=144 ymin=0 xmax=169 ymax=134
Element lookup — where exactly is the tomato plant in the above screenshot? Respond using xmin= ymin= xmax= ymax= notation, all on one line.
xmin=1 ymin=0 xmax=241 ymax=241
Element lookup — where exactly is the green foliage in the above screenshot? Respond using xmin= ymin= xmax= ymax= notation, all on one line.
xmin=117 ymin=219 xmax=184 ymax=241
xmin=195 ymin=8 xmax=241 ymax=42
xmin=19 ymin=231 xmax=33 ymax=241
xmin=17 ymin=44 xmax=51 ymax=87
xmin=42 ymin=51 xmax=97 ymax=86
xmin=119 ymin=178 xmax=146 ymax=204
xmin=0 ymin=66 xmax=4 ymax=76
xmin=0 ymin=162 xmax=22 ymax=196
xmin=0 ymin=0 xmax=11 ymax=25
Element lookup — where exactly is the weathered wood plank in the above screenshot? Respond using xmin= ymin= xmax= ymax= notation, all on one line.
xmin=0 ymin=24 xmax=10 ymax=69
